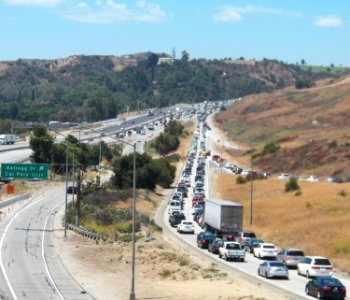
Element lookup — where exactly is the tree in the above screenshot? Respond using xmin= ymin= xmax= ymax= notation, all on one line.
xmin=111 ymin=153 xmax=175 ymax=190
xmin=29 ymin=126 xmax=54 ymax=164
xmin=181 ymin=50 xmax=190 ymax=62
xmin=301 ymin=59 xmax=306 ymax=65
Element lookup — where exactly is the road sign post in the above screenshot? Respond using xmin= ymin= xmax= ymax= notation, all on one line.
xmin=1 ymin=163 xmax=48 ymax=180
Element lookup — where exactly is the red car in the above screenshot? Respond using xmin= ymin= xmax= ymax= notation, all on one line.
xmin=212 ymin=154 xmax=220 ymax=162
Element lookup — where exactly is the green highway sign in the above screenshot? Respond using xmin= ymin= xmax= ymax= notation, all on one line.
xmin=1 ymin=163 xmax=48 ymax=180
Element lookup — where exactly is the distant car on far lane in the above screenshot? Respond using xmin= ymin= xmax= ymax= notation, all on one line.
xmin=307 ymin=175 xmax=319 ymax=182
xmin=278 ymin=173 xmax=290 ymax=180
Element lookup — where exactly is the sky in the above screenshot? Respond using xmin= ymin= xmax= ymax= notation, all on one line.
xmin=1 ymin=0 xmax=349 ymax=66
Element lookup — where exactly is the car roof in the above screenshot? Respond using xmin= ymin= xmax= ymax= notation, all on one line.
xmin=261 ymin=243 xmax=276 ymax=246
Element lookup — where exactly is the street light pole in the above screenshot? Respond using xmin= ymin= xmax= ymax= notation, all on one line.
xmin=98 ymin=134 xmax=102 ymax=185
xmin=64 ymin=142 xmax=69 ymax=240
xmin=130 ymin=142 xmax=137 ymax=300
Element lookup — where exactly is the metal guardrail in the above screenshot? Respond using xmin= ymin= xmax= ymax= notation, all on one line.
xmin=0 ymin=193 xmax=30 ymax=209
xmin=67 ymin=223 xmax=103 ymax=241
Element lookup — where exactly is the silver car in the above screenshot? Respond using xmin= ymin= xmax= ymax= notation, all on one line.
xmin=277 ymin=248 xmax=305 ymax=267
xmin=258 ymin=261 xmax=289 ymax=279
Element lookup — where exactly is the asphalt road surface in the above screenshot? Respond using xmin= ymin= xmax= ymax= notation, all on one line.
xmin=0 ymin=186 xmax=95 ymax=300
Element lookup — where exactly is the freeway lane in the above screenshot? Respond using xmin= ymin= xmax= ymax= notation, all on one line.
xmin=0 ymin=186 xmax=95 ymax=300
xmin=160 ymin=118 xmax=350 ymax=300
xmin=0 ymin=149 xmax=32 ymax=164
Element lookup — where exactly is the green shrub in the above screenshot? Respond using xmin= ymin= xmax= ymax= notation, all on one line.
xmin=159 ymin=269 xmax=172 ymax=278
xmin=328 ymin=140 xmax=337 ymax=149
xmin=236 ymin=175 xmax=246 ymax=184
xmin=338 ymin=189 xmax=347 ymax=197
xmin=295 ymin=190 xmax=302 ymax=196
xmin=261 ymin=141 xmax=280 ymax=156
xmin=285 ymin=177 xmax=300 ymax=192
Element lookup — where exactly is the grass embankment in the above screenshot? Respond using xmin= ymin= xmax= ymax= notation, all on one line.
xmin=213 ymin=173 xmax=350 ymax=273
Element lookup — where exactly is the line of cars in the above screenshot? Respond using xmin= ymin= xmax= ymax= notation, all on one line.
xmin=167 ymin=118 xmax=347 ymax=299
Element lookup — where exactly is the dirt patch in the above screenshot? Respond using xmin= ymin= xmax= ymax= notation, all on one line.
xmin=212 ymin=173 xmax=350 ymax=273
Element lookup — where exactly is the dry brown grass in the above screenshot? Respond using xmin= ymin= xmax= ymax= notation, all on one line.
xmin=213 ymin=173 xmax=350 ymax=273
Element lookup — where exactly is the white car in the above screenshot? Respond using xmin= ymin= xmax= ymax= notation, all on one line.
xmin=253 ymin=243 xmax=278 ymax=259
xmin=307 ymin=175 xmax=319 ymax=182
xmin=177 ymin=220 xmax=195 ymax=234
xmin=278 ymin=173 xmax=290 ymax=180
xmin=297 ymin=256 xmax=333 ymax=278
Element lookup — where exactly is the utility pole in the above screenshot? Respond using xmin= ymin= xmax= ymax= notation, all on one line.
xmin=76 ymin=165 xmax=81 ymax=226
xmin=250 ymin=156 xmax=253 ymax=225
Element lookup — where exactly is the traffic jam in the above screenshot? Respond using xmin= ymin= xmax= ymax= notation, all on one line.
xmin=165 ymin=112 xmax=349 ymax=300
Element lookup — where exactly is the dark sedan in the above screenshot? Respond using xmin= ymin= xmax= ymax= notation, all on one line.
xmin=305 ymin=277 xmax=346 ymax=300
xmin=208 ymin=238 xmax=224 ymax=254
xmin=197 ymin=231 xmax=216 ymax=249
xmin=169 ymin=213 xmax=185 ymax=227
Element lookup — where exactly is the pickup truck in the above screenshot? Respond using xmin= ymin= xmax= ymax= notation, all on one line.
xmin=218 ymin=242 xmax=245 ymax=262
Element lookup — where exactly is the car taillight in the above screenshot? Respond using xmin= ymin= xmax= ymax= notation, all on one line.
xmin=312 ymin=266 xmax=320 ymax=269
xmin=239 ymin=237 xmax=243 ymax=242
xmin=285 ymin=256 xmax=290 ymax=260
xmin=341 ymin=287 xmax=346 ymax=292
xmin=201 ymin=240 xmax=206 ymax=244
xmin=322 ymin=286 xmax=331 ymax=291
xmin=325 ymin=266 xmax=333 ymax=270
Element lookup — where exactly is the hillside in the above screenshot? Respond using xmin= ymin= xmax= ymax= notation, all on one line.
xmin=0 ymin=53 xmax=341 ymax=126
xmin=215 ymin=75 xmax=350 ymax=178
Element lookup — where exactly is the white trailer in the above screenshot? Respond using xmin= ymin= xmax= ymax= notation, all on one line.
xmin=204 ymin=199 xmax=243 ymax=235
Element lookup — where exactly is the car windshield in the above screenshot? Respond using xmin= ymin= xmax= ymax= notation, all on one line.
xmin=270 ymin=262 xmax=285 ymax=267
xmin=226 ymin=244 xmax=241 ymax=250
xmin=288 ymin=250 xmax=304 ymax=256
xmin=243 ymin=232 xmax=256 ymax=238
xmin=320 ymin=278 xmax=342 ymax=286
xmin=314 ymin=258 xmax=331 ymax=265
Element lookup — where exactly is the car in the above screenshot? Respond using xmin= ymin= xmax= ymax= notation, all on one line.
xmin=67 ymin=185 xmax=77 ymax=194
xmin=258 ymin=261 xmax=289 ymax=279
xmin=218 ymin=241 xmax=245 ymax=261
xmin=305 ymin=277 xmax=346 ymax=300
xmin=235 ymin=231 xmax=257 ymax=247
xmin=307 ymin=175 xmax=320 ymax=182
xmin=197 ymin=231 xmax=216 ymax=249
xmin=191 ymin=204 xmax=203 ymax=215
xmin=208 ymin=238 xmax=224 ymax=254
xmin=169 ymin=213 xmax=185 ymax=227
xmin=278 ymin=173 xmax=290 ymax=180
xmin=244 ymin=239 xmax=264 ymax=253
xmin=177 ymin=220 xmax=195 ymax=234
xmin=298 ymin=256 xmax=333 ymax=278
xmin=253 ymin=243 xmax=278 ymax=259
xmin=277 ymin=248 xmax=305 ymax=267
xmin=326 ymin=177 xmax=344 ymax=183
xmin=222 ymin=231 xmax=240 ymax=241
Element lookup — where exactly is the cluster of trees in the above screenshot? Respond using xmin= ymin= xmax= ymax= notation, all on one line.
xmin=111 ymin=152 xmax=176 ymax=190
xmin=153 ymin=120 xmax=185 ymax=155
xmin=0 ymin=53 xmax=334 ymax=124
xmin=29 ymin=126 xmax=121 ymax=173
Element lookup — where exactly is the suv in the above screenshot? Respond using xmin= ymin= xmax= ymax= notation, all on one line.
xmin=277 ymin=248 xmax=305 ymax=267
xmin=197 ymin=231 xmax=216 ymax=249
xmin=235 ymin=231 xmax=257 ymax=247
xmin=297 ymin=256 xmax=333 ymax=278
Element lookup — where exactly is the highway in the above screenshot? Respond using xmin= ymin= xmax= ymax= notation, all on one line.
xmin=159 ymin=117 xmax=350 ymax=300
xmin=0 ymin=186 xmax=95 ymax=300
xmin=0 ymin=149 xmax=32 ymax=164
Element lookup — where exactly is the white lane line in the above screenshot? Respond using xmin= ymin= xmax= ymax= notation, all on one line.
xmin=42 ymin=200 xmax=65 ymax=300
xmin=0 ymin=189 xmax=62 ymax=300
xmin=0 ymin=209 xmax=20 ymax=300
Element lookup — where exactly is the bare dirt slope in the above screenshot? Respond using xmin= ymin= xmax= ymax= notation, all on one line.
xmin=215 ymin=75 xmax=350 ymax=177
